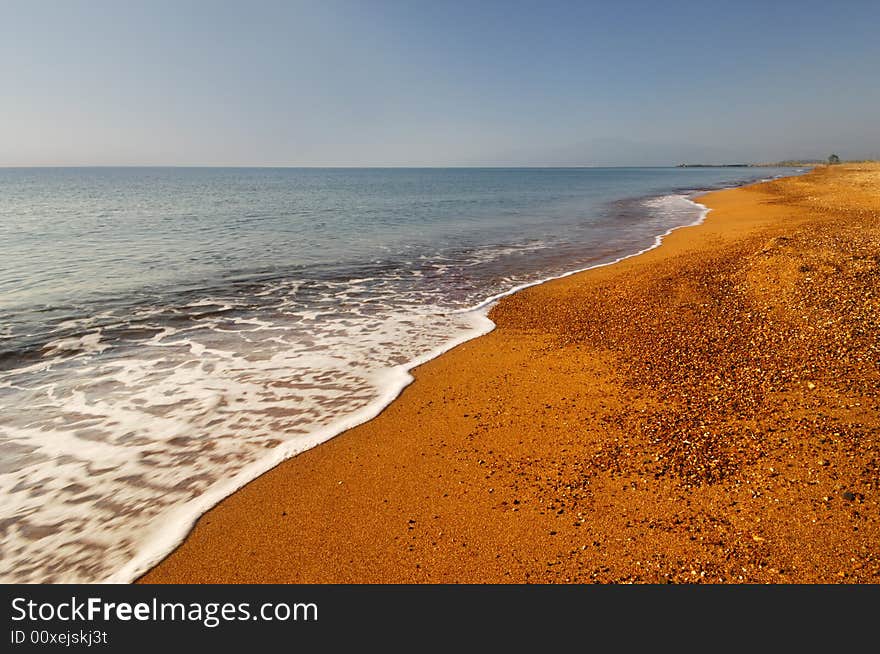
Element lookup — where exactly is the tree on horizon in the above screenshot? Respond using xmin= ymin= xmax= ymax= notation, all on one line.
xmin=828 ymin=153 xmax=841 ymax=164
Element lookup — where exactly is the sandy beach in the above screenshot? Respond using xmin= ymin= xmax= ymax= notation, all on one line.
xmin=141 ymin=163 xmax=879 ymax=584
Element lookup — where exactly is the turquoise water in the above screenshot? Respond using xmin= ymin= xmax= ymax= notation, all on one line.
xmin=0 ymin=166 xmax=797 ymax=582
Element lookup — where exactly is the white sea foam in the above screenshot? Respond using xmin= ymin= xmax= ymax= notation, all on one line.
xmin=0 ymin=275 xmax=499 ymax=582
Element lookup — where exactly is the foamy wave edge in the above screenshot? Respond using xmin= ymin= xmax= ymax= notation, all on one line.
xmin=109 ymin=179 xmax=780 ymax=583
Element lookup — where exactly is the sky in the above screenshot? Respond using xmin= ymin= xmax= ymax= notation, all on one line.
xmin=2 ymin=0 xmax=878 ymax=166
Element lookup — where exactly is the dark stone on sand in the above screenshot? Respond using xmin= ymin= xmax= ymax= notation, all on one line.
xmin=842 ymin=491 xmax=856 ymax=501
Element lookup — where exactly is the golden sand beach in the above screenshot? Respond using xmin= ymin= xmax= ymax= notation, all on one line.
xmin=141 ymin=163 xmax=880 ymax=584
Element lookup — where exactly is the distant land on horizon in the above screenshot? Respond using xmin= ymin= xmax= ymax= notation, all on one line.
xmin=678 ymin=158 xmax=875 ymax=168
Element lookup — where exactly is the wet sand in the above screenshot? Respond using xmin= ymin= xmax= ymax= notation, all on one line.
xmin=141 ymin=163 xmax=880 ymax=583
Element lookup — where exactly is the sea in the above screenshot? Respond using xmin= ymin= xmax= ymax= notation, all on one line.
xmin=0 ymin=166 xmax=798 ymax=582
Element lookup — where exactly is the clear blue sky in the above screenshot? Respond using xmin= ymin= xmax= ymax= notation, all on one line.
xmin=2 ymin=0 xmax=878 ymax=166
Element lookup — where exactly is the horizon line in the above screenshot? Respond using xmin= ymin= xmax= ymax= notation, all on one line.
xmin=0 ymin=162 xmax=794 ymax=170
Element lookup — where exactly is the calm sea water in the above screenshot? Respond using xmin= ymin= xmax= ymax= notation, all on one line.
xmin=0 ymin=166 xmax=796 ymax=582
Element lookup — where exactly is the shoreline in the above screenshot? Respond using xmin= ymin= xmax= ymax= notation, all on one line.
xmin=114 ymin=178 xmax=748 ymax=583
xmin=141 ymin=163 xmax=879 ymax=583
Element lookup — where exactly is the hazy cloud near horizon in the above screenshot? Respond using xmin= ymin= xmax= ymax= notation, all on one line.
xmin=2 ymin=0 xmax=878 ymax=166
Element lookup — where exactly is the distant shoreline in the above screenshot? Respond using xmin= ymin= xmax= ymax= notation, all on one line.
xmin=676 ymin=163 xmax=753 ymax=168
xmin=677 ymin=162 xmax=817 ymax=168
